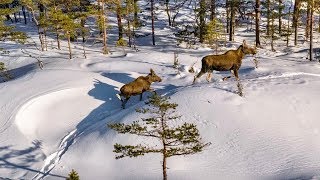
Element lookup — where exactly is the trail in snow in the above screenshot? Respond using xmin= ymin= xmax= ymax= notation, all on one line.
xmin=32 ymin=106 xmax=124 ymax=180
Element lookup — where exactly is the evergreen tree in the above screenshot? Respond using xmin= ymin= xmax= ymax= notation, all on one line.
xmin=204 ymin=18 xmax=223 ymax=54
xmin=108 ymin=94 xmax=210 ymax=180
xmin=61 ymin=15 xmax=79 ymax=60
xmin=66 ymin=169 xmax=80 ymax=180
xmin=21 ymin=0 xmax=51 ymax=51
xmin=0 ymin=0 xmax=26 ymax=81
xmin=0 ymin=0 xmax=26 ymax=43
xmin=48 ymin=7 xmax=65 ymax=50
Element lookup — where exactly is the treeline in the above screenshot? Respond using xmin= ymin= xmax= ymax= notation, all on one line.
xmin=0 ymin=0 xmax=320 ymax=60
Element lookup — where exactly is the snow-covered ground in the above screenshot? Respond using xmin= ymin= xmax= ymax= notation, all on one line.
xmin=1 ymin=2 xmax=320 ymax=179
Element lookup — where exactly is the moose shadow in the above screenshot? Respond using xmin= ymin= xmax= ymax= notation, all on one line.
xmin=0 ymin=140 xmax=66 ymax=179
xmin=76 ymin=79 xmax=120 ymax=130
xmin=101 ymin=72 xmax=135 ymax=84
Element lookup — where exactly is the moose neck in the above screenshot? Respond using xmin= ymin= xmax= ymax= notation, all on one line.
xmin=145 ymin=75 xmax=153 ymax=84
xmin=236 ymin=45 xmax=245 ymax=60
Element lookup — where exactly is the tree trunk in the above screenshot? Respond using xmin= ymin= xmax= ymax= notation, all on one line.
xmin=56 ymin=29 xmax=60 ymax=50
xmin=22 ymin=6 xmax=27 ymax=24
xmin=309 ymin=0 xmax=313 ymax=61
xmin=210 ymin=0 xmax=216 ymax=21
xmin=117 ymin=0 xmax=123 ymax=40
xmin=83 ymin=42 xmax=87 ymax=59
xmin=161 ymin=113 xmax=167 ymax=180
xmin=306 ymin=1 xmax=310 ymax=40
xmin=266 ymin=0 xmax=270 ymax=35
xmin=286 ymin=1 xmax=292 ymax=47
xmin=318 ymin=15 xmax=320 ymax=33
xmin=37 ymin=26 xmax=44 ymax=51
xmin=165 ymin=0 xmax=171 ymax=26
xmin=162 ymin=152 xmax=167 ymax=180
xmin=81 ymin=18 xmax=86 ymax=43
xmin=127 ymin=19 xmax=132 ymax=46
xmin=271 ymin=7 xmax=275 ymax=51
xmin=226 ymin=0 xmax=230 ymax=33
xmin=293 ymin=0 xmax=301 ymax=46
xmin=67 ymin=32 xmax=72 ymax=59
xmin=255 ymin=0 xmax=261 ymax=47
xmin=102 ymin=1 xmax=108 ymax=54
xmin=278 ymin=0 xmax=282 ymax=34
xmin=319 ymin=15 xmax=320 ymax=33
xmin=229 ymin=0 xmax=235 ymax=41
xmin=44 ymin=28 xmax=47 ymax=51
xmin=199 ymin=0 xmax=206 ymax=43
xmin=133 ymin=0 xmax=139 ymax=25
xmin=151 ymin=0 xmax=155 ymax=45
xmin=14 ymin=12 xmax=18 ymax=22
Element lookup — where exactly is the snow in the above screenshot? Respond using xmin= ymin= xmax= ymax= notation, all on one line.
xmin=1 ymin=1 xmax=320 ymax=180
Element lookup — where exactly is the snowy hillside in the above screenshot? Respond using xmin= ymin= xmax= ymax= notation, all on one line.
xmin=1 ymin=0 xmax=320 ymax=180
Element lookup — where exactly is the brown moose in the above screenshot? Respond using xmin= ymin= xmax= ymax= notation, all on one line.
xmin=193 ymin=40 xmax=256 ymax=84
xmin=118 ymin=69 xmax=162 ymax=109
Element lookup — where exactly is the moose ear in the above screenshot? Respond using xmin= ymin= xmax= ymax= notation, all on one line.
xmin=150 ymin=68 xmax=155 ymax=74
xmin=243 ymin=40 xmax=247 ymax=46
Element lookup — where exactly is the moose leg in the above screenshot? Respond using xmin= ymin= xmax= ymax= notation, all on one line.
xmin=140 ymin=93 xmax=143 ymax=101
xmin=193 ymin=70 xmax=206 ymax=84
xmin=122 ymin=97 xmax=130 ymax=109
xmin=222 ymin=70 xmax=235 ymax=81
xmin=233 ymin=69 xmax=240 ymax=81
xmin=222 ymin=76 xmax=232 ymax=81
xmin=206 ymin=72 xmax=213 ymax=82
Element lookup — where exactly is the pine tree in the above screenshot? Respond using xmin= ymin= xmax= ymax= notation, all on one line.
xmin=0 ymin=0 xmax=26 ymax=43
xmin=59 ymin=13 xmax=79 ymax=60
xmin=48 ymin=7 xmax=64 ymax=50
xmin=0 ymin=0 xmax=26 ymax=81
xmin=204 ymin=18 xmax=223 ymax=54
xmin=108 ymin=94 xmax=210 ymax=180
xmin=21 ymin=0 xmax=51 ymax=51
xmin=116 ymin=0 xmax=124 ymax=40
xmin=66 ymin=169 xmax=80 ymax=180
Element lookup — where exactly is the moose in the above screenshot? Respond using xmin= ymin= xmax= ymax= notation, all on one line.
xmin=118 ymin=68 xmax=162 ymax=109
xmin=193 ymin=40 xmax=256 ymax=84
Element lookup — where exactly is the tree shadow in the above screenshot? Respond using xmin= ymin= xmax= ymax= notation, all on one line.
xmin=0 ymin=140 xmax=66 ymax=179
xmin=0 ymin=63 xmax=37 ymax=83
xmin=101 ymin=72 xmax=135 ymax=84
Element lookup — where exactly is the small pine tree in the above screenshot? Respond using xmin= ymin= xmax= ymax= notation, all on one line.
xmin=108 ymin=94 xmax=210 ymax=180
xmin=0 ymin=62 xmax=12 ymax=82
xmin=66 ymin=169 xmax=80 ymax=180
xmin=204 ymin=19 xmax=223 ymax=54
xmin=236 ymin=80 xmax=244 ymax=97
xmin=60 ymin=14 xmax=79 ymax=59
xmin=0 ymin=0 xmax=26 ymax=43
